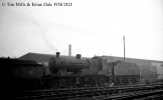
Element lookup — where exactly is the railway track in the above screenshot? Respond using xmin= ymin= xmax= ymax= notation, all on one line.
xmin=7 ymin=84 xmax=163 ymax=100
xmin=104 ymin=90 xmax=163 ymax=100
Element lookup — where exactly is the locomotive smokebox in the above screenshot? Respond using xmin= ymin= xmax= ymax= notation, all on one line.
xmin=56 ymin=52 xmax=60 ymax=58
xmin=76 ymin=54 xmax=81 ymax=59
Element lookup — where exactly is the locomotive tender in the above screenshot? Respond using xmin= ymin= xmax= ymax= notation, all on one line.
xmin=0 ymin=52 xmax=141 ymax=89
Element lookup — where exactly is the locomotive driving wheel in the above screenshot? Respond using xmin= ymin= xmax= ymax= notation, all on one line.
xmin=51 ymin=80 xmax=59 ymax=88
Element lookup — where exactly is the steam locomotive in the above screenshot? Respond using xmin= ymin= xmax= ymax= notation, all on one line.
xmin=45 ymin=52 xmax=108 ymax=87
xmin=0 ymin=52 xmax=140 ymax=90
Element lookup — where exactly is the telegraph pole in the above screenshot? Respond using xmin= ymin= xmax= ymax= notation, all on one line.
xmin=123 ymin=36 xmax=125 ymax=62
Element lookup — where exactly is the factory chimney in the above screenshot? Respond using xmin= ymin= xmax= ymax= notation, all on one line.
xmin=123 ymin=36 xmax=125 ymax=62
xmin=68 ymin=44 xmax=72 ymax=56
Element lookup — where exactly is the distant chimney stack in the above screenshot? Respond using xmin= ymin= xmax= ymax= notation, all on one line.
xmin=56 ymin=52 xmax=60 ymax=58
xmin=69 ymin=44 xmax=72 ymax=56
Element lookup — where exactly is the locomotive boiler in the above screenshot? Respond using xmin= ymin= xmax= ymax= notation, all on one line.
xmin=48 ymin=52 xmax=89 ymax=76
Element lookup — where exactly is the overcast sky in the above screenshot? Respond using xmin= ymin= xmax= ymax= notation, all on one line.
xmin=0 ymin=0 xmax=163 ymax=61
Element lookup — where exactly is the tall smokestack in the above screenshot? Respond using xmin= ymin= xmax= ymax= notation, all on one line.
xmin=123 ymin=36 xmax=125 ymax=62
xmin=69 ymin=44 xmax=72 ymax=56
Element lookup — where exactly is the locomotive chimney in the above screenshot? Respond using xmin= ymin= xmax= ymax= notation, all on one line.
xmin=76 ymin=54 xmax=81 ymax=59
xmin=56 ymin=52 xmax=60 ymax=58
xmin=69 ymin=44 xmax=72 ymax=56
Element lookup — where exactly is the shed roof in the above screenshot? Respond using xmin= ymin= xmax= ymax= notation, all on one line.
xmin=101 ymin=56 xmax=163 ymax=63
xmin=19 ymin=52 xmax=89 ymax=63
xmin=0 ymin=58 xmax=40 ymax=67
